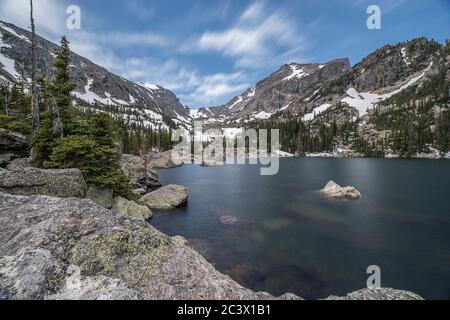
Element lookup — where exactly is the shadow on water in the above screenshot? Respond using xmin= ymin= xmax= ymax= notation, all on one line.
xmin=151 ymin=158 xmax=450 ymax=299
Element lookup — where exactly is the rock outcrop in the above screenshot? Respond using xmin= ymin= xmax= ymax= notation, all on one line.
xmin=321 ymin=181 xmax=361 ymax=200
xmin=147 ymin=151 xmax=181 ymax=169
xmin=120 ymin=154 xmax=161 ymax=191
xmin=5 ymin=158 xmax=31 ymax=171
xmin=86 ymin=186 xmax=113 ymax=209
xmin=0 ymin=129 xmax=28 ymax=167
xmin=139 ymin=184 xmax=188 ymax=210
xmin=0 ymin=154 xmax=15 ymax=167
xmin=112 ymin=196 xmax=153 ymax=220
xmin=325 ymin=288 xmax=423 ymax=300
xmin=0 ymin=168 xmax=87 ymax=198
xmin=0 ymin=193 xmax=271 ymax=300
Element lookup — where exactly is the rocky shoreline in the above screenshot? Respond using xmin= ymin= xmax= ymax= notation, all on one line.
xmin=0 ymin=192 xmax=423 ymax=300
xmin=0 ymin=144 xmax=424 ymax=300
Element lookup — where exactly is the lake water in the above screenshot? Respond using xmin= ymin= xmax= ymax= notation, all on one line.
xmin=151 ymin=158 xmax=450 ymax=299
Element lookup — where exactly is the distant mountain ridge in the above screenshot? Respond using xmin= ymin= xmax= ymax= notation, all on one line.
xmin=191 ymin=58 xmax=351 ymax=124
xmin=0 ymin=20 xmax=190 ymax=129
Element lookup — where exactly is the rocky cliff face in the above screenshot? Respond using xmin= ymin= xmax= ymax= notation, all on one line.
xmin=195 ymin=38 xmax=441 ymax=128
xmin=0 ymin=21 xmax=190 ymax=128
xmin=193 ymin=58 xmax=351 ymax=125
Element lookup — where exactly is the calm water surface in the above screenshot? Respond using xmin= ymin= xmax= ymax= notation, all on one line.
xmin=151 ymin=158 xmax=450 ymax=299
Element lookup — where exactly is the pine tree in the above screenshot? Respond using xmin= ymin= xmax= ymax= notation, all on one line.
xmin=49 ymin=36 xmax=76 ymax=134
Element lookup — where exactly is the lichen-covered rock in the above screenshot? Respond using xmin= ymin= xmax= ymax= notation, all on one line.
xmin=325 ymin=288 xmax=423 ymax=300
xmin=5 ymin=158 xmax=31 ymax=171
xmin=0 ymin=249 xmax=64 ymax=300
xmin=0 ymin=168 xmax=87 ymax=198
xmin=47 ymin=266 xmax=141 ymax=300
xmin=112 ymin=196 xmax=153 ymax=220
xmin=86 ymin=186 xmax=113 ymax=209
xmin=321 ymin=180 xmax=361 ymax=200
xmin=132 ymin=188 xmax=147 ymax=196
xmin=139 ymin=184 xmax=188 ymax=210
xmin=0 ymin=193 xmax=271 ymax=300
xmin=120 ymin=154 xmax=161 ymax=190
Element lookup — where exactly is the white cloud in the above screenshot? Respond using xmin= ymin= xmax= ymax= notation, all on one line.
xmin=0 ymin=0 xmax=257 ymax=107
xmin=0 ymin=0 xmax=66 ymax=41
xmin=191 ymin=1 xmax=305 ymax=69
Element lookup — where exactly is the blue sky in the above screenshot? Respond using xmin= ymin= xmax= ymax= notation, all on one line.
xmin=1 ymin=0 xmax=449 ymax=108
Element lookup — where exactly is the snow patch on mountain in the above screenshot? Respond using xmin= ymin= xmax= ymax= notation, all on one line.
xmin=228 ymin=88 xmax=255 ymax=110
xmin=143 ymin=83 xmax=160 ymax=91
xmin=283 ymin=65 xmax=308 ymax=81
xmin=342 ymin=62 xmax=432 ymax=116
xmin=302 ymin=104 xmax=332 ymax=121
xmin=252 ymin=111 xmax=273 ymax=120
xmin=401 ymin=47 xmax=411 ymax=66
xmin=0 ymin=23 xmax=31 ymax=44
xmin=74 ymin=79 xmax=131 ymax=106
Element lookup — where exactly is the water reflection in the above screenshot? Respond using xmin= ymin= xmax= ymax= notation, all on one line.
xmin=152 ymin=159 xmax=450 ymax=299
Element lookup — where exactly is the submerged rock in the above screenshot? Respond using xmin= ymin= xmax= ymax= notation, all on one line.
xmin=112 ymin=196 xmax=153 ymax=220
xmin=139 ymin=184 xmax=188 ymax=210
xmin=120 ymin=154 xmax=161 ymax=191
xmin=0 ymin=168 xmax=87 ymax=198
xmin=86 ymin=185 xmax=113 ymax=209
xmin=220 ymin=216 xmax=240 ymax=226
xmin=321 ymin=180 xmax=361 ymax=200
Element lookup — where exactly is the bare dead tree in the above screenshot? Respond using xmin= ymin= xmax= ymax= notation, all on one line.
xmin=2 ymin=85 xmax=9 ymax=115
xmin=30 ymin=0 xmax=39 ymax=131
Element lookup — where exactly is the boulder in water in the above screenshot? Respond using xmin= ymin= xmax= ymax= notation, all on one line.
xmin=139 ymin=184 xmax=188 ymax=210
xmin=112 ymin=196 xmax=153 ymax=220
xmin=321 ymin=181 xmax=361 ymax=200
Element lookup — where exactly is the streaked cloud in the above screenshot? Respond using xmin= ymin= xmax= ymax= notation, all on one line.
xmin=188 ymin=1 xmax=306 ymax=69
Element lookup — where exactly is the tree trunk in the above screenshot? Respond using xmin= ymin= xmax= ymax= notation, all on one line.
xmin=4 ymin=89 xmax=9 ymax=115
xmin=30 ymin=0 xmax=39 ymax=131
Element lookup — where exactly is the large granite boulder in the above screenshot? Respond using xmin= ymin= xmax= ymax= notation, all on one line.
xmin=47 ymin=266 xmax=141 ymax=300
xmin=0 ymin=168 xmax=87 ymax=198
xmin=112 ymin=196 xmax=153 ymax=220
xmin=86 ymin=186 xmax=113 ymax=209
xmin=139 ymin=184 xmax=188 ymax=210
xmin=0 ymin=193 xmax=272 ymax=300
xmin=147 ymin=150 xmax=181 ymax=169
xmin=120 ymin=154 xmax=161 ymax=190
xmin=321 ymin=181 xmax=361 ymax=200
xmin=325 ymin=288 xmax=423 ymax=300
